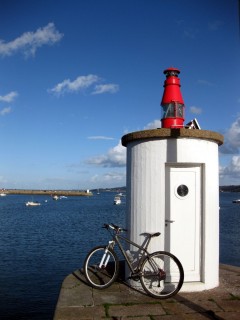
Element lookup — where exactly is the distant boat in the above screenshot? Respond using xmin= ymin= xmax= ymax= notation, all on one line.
xmin=26 ymin=201 xmax=41 ymax=206
xmin=232 ymin=199 xmax=240 ymax=204
xmin=114 ymin=196 xmax=121 ymax=205
xmin=59 ymin=196 xmax=67 ymax=199
xmin=0 ymin=193 xmax=7 ymax=196
xmin=52 ymin=195 xmax=59 ymax=200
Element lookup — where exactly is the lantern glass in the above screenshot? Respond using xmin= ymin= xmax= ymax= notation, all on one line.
xmin=162 ymin=103 xmax=184 ymax=119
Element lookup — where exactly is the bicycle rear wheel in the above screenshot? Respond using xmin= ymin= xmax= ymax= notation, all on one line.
xmin=140 ymin=251 xmax=184 ymax=299
xmin=84 ymin=246 xmax=119 ymax=289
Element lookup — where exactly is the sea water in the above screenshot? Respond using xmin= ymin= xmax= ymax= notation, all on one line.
xmin=219 ymin=191 xmax=240 ymax=266
xmin=0 ymin=191 xmax=239 ymax=319
xmin=0 ymin=192 xmax=126 ymax=320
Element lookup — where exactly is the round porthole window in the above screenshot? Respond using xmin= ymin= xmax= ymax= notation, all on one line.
xmin=177 ymin=184 xmax=189 ymax=197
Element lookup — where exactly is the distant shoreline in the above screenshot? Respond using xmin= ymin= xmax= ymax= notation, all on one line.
xmin=1 ymin=189 xmax=93 ymax=196
xmin=1 ymin=186 xmax=239 ymax=195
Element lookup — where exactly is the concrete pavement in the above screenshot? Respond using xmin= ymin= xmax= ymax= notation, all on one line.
xmin=54 ymin=264 xmax=240 ymax=319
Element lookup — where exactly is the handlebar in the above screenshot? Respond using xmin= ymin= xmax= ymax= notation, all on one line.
xmin=103 ymin=223 xmax=127 ymax=233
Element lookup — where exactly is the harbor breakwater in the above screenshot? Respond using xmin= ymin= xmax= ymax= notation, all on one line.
xmin=1 ymin=189 xmax=93 ymax=196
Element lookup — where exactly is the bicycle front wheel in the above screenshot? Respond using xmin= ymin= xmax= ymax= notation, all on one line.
xmin=84 ymin=246 xmax=119 ymax=289
xmin=140 ymin=251 xmax=184 ymax=299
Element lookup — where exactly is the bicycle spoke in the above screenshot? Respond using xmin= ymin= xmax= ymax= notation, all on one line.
xmin=140 ymin=251 xmax=184 ymax=298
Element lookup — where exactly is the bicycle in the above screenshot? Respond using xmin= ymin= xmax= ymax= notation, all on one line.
xmin=83 ymin=223 xmax=184 ymax=299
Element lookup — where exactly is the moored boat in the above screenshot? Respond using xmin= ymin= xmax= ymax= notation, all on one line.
xmin=26 ymin=201 xmax=41 ymax=206
xmin=114 ymin=196 xmax=121 ymax=205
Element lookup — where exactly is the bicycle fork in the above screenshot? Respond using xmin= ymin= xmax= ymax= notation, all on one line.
xmin=99 ymin=241 xmax=115 ymax=269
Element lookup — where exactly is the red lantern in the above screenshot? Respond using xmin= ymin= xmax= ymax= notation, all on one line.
xmin=161 ymin=67 xmax=185 ymax=128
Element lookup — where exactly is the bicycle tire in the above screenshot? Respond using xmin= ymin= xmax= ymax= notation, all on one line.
xmin=140 ymin=251 xmax=184 ymax=299
xmin=84 ymin=246 xmax=119 ymax=289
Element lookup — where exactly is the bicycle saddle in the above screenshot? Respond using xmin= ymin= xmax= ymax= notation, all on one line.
xmin=141 ymin=232 xmax=161 ymax=238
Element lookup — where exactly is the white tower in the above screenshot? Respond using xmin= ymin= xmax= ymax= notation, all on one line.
xmin=121 ymin=68 xmax=224 ymax=291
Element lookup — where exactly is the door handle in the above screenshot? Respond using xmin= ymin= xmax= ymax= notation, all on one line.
xmin=165 ymin=220 xmax=175 ymax=223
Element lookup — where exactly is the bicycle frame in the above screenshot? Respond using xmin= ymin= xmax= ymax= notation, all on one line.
xmin=106 ymin=231 xmax=152 ymax=274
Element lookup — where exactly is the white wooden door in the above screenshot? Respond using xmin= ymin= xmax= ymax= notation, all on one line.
xmin=165 ymin=165 xmax=202 ymax=282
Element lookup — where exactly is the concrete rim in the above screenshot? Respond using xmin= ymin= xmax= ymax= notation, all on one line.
xmin=121 ymin=128 xmax=224 ymax=147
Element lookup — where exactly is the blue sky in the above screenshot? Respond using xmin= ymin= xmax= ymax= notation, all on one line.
xmin=0 ymin=0 xmax=239 ymax=190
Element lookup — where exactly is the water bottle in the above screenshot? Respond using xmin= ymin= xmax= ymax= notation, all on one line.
xmin=126 ymin=250 xmax=134 ymax=263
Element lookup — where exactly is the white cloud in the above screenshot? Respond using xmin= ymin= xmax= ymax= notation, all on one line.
xmin=92 ymin=84 xmax=119 ymax=95
xmin=86 ymin=140 xmax=126 ymax=168
xmin=226 ymin=118 xmax=240 ymax=148
xmin=49 ymin=75 xmax=120 ymax=96
xmin=220 ymin=117 xmax=240 ymax=154
xmin=219 ymin=117 xmax=240 ymax=183
xmin=198 ymin=79 xmax=216 ymax=87
xmin=0 ymin=22 xmax=63 ymax=58
xmin=86 ymin=120 xmax=164 ymax=169
xmin=220 ymin=156 xmax=240 ymax=182
xmin=0 ymin=107 xmax=12 ymax=116
xmin=189 ymin=106 xmax=202 ymax=115
xmin=0 ymin=91 xmax=18 ymax=103
xmin=144 ymin=119 xmax=161 ymax=130
xmin=91 ymin=171 xmax=125 ymax=184
xmin=49 ymin=74 xmax=100 ymax=95
xmin=88 ymin=136 xmax=114 ymax=140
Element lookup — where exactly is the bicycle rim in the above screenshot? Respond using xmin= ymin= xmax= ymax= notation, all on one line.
xmin=84 ymin=246 xmax=119 ymax=289
xmin=140 ymin=251 xmax=184 ymax=299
